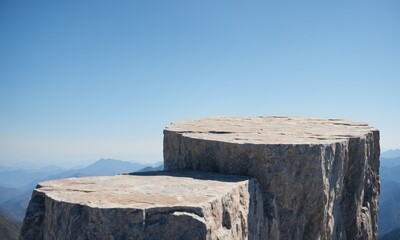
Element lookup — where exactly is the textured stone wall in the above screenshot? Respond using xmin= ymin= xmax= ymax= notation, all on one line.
xmin=20 ymin=171 xmax=265 ymax=240
xmin=164 ymin=116 xmax=380 ymax=240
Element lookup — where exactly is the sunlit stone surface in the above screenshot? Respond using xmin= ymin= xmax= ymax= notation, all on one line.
xmin=164 ymin=116 xmax=380 ymax=240
xmin=20 ymin=171 xmax=265 ymax=240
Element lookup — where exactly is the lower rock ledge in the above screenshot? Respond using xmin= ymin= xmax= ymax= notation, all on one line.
xmin=19 ymin=170 xmax=265 ymax=240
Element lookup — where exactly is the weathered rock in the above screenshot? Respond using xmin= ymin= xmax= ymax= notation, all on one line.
xmin=19 ymin=170 xmax=265 ymax=240
xmin=164 ymin=116 xmax=380 ymax=240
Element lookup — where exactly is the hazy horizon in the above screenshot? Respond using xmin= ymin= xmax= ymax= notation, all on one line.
xmin=1 ymin=1 xmax=399 ymax=167
xmin=0 ymin=154 xmax=163 ymax=169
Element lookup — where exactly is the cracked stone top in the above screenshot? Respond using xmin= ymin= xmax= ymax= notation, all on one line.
xmin=34 ymin=171 xmax=251 ymax=209
xmin=165 ymin=116 xmax=378 ymax=145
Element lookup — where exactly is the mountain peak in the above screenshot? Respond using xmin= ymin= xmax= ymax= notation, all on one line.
xmin=80 ymin=159 xmax=147 ymax=176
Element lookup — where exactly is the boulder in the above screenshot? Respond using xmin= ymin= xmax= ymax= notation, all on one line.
xmin=164 ymin=116 xmax=380 ymax=240
xmin=20 ymin=170 xmax=265 ymax=240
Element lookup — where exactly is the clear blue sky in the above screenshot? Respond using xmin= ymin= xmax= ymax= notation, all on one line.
xmin=0 ymin=1 xmax=399 ymax=167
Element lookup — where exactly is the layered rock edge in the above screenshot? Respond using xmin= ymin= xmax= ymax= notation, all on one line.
xmin=164 ymin=116 xmax=380 ymax=240
xmin=19 ymin=171 xmax=265 ymax=240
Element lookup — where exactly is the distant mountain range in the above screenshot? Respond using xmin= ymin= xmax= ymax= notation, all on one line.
xmin=381 ymin=149 xmax=400 ymax=159
xmin=0 ymin=159 xmax=150 ymax=188
xmin=136 ymin=164 xmax=164 ymax=172
xmin=380 ymin=227 xmax=400 ymax=240
xmin=379 ymin=150 xmax=400 ymax=238
xmin=0 ymin=159 xmax=162 ymax=222
xmin=0 ymin=215 xmax=21 ymax=240
xmin=379 ymin=179 xmax=400 ymax=236
xmin=1 ymin=150 xmax=400 ymax=239
xmin=381 ymin=156 xmax=400 ymax=168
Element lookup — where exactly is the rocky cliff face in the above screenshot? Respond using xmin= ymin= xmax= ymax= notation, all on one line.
xmin=164 ymin=116 xmax=380 ymax=240
xmin=20 ymin=171 xmax=265 ymax=240
xmin=20 ymin=116 xmax=380 ymax=240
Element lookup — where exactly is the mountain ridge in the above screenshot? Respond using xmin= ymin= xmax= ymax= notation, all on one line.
xmin=381 ymin=149 xmax=400 ymax=159
xmin=0 ymin=215 xmax=21 ymax=240
xmin=379 ymin=149 xmax=400 ymax=235
xmin=381 ymin=157 xmax=400 ymax=168
xmin=380 ymin=227 xmax=400 ymax=240
xmin=0 ymin=159 xmax=156 ymax=222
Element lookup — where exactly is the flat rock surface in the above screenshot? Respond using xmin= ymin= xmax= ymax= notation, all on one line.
xmin=20 ymin=170 xmax=265 ymax=240
xmin=35 ymin=171 xmax=252 ymax=209
xmin=166 ymin=116 xmax=377 ymax=144
xmin=164 ymin=116 xmax=380 ymax=240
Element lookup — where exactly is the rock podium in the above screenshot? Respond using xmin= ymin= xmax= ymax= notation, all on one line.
xmin=20 ymin=116 xmax=380 ymax=240
xmin=164 ymin=116 xmax=380 ymax=240
xmin=20 ymin=171 xmax=264 ymax=240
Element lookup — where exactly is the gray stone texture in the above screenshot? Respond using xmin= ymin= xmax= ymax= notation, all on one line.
xmin=164 ymin=116 xmax=380 ymax=240
xmin=19 ymin=171 xmax=265 ymax=240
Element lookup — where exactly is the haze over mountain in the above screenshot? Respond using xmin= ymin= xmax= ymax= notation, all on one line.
xmin=1 ymin=150 xmax=399 ymax=238
xmin=381 ymin=149 xmax=400 ymax=159
xmin=0 ymin=215 xmax=21 ymax=240
xmin=136 ymin=162 xmax=164 ymax=172
xmin=380 ymin=156 xmax=400 ymax=168
xmin=380 ymin=227 xmax=400 ymax=240
xmin=379 ymin=150 xmax=400 ymax=238
xmin=0 ymin=167 xmax=65 ymax=188
xmin=0 ymin=159 xmax=161 ymax=222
